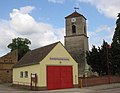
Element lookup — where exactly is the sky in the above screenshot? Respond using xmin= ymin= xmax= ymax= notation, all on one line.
xmin=0 ymin=0 xmax=120 ymax=56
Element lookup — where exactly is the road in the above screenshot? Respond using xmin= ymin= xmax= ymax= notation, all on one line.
xmin=0 ymin=83 xmax=120 ymax=93
xmin=88 ymin=88 xmax=120 ymax=93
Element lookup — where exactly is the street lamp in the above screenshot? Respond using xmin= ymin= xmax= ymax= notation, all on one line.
xmin=106 ymin=45 xmax=111 ymax=84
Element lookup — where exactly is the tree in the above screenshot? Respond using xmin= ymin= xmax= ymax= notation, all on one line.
xmin=86 ymin=13 xmax=120 ymax=76
xmin=111 ymin=13 xmax=120 ymax=75
xmin=86 ymin=40 xmax=111 ymax=76
xmin=100 ymin=40 xmax=112 ymax=75
xmin=8 ymin=37 xmax=31 ymax=60
xmin=86 ymin=45 xmax=102 ymax=75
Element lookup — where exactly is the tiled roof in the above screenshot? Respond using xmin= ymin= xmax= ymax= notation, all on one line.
xmin=13 ymin=42 xmax=59 ymax=68
xmin=65 ymin=11 xmax=86 ymax=19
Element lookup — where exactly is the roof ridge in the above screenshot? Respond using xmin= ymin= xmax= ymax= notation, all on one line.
xmin=31 ymin=41 xmax=59 ymax=52
xmin=13 ymin=41 xmax=60 ymax=68
xmin=65 ymin=11 xmax=86 ymax=19
xmin=0 ymin=49 xmax=18 ymax=58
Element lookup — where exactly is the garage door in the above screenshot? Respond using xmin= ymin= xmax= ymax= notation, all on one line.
xmin=47 ymin=66 xmax=73 ymax=90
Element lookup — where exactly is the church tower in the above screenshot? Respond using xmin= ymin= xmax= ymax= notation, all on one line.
xmin=64 ymin=11 xmax=89 ymax=77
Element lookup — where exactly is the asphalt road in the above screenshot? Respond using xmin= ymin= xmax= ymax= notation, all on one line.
xmin=0 ymin=83 xmax=120 ymax=93
xmin=88 ymin=88 xmax=120 ymax=93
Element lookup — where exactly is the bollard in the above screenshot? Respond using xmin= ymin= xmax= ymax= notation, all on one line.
xmin=80 ymin=79 xmax=82 ymax=88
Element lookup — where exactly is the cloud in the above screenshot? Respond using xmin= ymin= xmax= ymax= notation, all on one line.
xmin=78 ymin=0 xmax=120 ymax=19
xmin=49 ymin=0 xmax=120 ymax=19
xmin=0 ymin=6 xmax=64 ymax=56
xmin=10 ymin=8 xmax=37 ymax=35
xmin=19 ymin=6 xmax=35 ymax=14
xmin=0 ymin=3 xmax=116 ymax=56
xmin=48 ymin=0 xmax=65 ymax=3
xmin=88 ymin=25 xmax=115 ymax=49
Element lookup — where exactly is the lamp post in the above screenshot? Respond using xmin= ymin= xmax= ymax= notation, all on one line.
xmin=106 ymin=45 xmax=111 ymax=84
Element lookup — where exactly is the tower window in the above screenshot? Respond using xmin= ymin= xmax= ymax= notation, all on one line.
xmin=84 ymin=25 xmax=86 ymax=34
xmin=72 ymin=25 xmax=76 ymax=33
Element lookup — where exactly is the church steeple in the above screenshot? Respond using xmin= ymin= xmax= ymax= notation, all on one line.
xmin=64 ymin=11 xmax=89 ymax=77
xmin=65 ymin=11 xmax=86 ymax=20
xmin=65 ymin=11 xmax=87 ymax=37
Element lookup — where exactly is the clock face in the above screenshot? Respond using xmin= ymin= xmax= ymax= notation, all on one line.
xmin=71 ymin=18 xmax=76 ymax=22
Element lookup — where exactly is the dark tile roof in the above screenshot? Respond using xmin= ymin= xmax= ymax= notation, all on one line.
xmin=65 ymin=11 xmax=86 ymax=20
xmin=13 ymin=42 xmax=59 ymax=68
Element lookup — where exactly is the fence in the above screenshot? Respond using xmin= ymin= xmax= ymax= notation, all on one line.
xmin=79 ymin=76 xmax=120 ymax=87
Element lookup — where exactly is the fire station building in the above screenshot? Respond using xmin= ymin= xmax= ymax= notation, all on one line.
xmin=13 ymin=42 xmax=78 ymax=90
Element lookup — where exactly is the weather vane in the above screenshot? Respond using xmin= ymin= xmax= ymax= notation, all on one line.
xmin=74 ymin=7 xmax=79 ymax=12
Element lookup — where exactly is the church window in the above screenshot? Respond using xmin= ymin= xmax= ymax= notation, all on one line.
xmin=84 ymin=25 xmax=86 ymax=34
xmin=72 ymin=25 xmax=76 ymax=33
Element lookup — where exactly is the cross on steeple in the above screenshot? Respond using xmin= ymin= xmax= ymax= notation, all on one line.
xmin=74 ymin=7 xmax=79 ymax=12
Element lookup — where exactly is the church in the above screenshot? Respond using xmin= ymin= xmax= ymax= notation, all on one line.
xmin=64 ymin=10 xmax=89 ymax=77
xmin=12 ymin=10 xmax=89 ymax=90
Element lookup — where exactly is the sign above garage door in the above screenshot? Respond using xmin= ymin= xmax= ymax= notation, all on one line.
xmin=49 ymin=57 xmax=69 ymax=61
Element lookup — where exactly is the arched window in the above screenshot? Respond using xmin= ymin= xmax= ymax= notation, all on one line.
xmin=84 ymin=25 xmax=86 ymax=34
xmin=72 ymin=25 xmax=76 ymax=33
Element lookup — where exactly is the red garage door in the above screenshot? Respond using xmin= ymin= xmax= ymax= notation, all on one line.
xmin=47 ymin=66 xmax=73 ymax=90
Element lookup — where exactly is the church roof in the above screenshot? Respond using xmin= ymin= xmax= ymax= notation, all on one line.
xmin=13 ymin=42 xmax=59 ymax=68
xmin=65 ymin=11 xmax=86 ymax=20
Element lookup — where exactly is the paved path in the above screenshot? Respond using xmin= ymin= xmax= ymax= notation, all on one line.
xmin=0 ymin=83 xmax=29 ymax=92
xmin=87 ymin=88 xmax=120 ymax=93
xmin=0 ymin=83 xmax=119 ymax=93
xmin=86 ymin=83 xmax=120 ymax=90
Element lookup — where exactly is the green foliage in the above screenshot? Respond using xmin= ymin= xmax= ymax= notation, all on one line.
xmin=87 ymin=13 xmax=120 ymax=75
xmin=86 ymin=13 xmax=120 ymax=76
xmin=86 ymin=40 xmax=111 ymax=76
xmin=8 ymin=37 xmax=31 ymax=60
xmin=112 ymin=13 xmax=120 ymax=43
xmin=86 ymin=45 xmax=101 ymax=75
xmin=111 ymin=13 xmax=120 ymax=75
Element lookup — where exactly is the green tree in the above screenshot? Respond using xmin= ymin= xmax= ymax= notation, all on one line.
xmin=100 ymin=40 xmax=111 ymax=75
xmin=86 ymin=45 xmax=102 ymax=75
xmin=86 ymin=40 xmax=111 ymax=76
xmin=111 ymin=13 xmax=120 ymax=75
xmin=8 ymin=37 xmax=31 ymax=60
